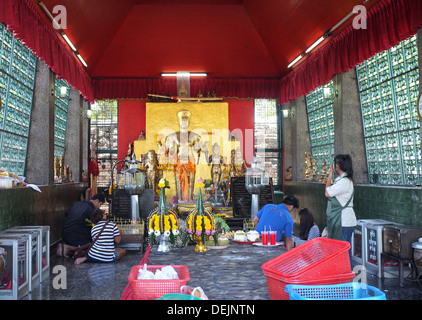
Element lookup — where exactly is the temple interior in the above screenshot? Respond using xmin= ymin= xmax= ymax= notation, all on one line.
xmin=0 ymin=0 xmax=422 ymax=304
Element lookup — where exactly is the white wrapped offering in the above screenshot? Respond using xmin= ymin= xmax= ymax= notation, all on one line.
xmin=161 ymin=265 xmax=179 ymax=279
xmin=154 ymin=269 xmax=167 ymax=279
xmin=138 ymin=270 xmax=155 ymax=279
xmin=137 ymin=264 xmax=155 ymax=280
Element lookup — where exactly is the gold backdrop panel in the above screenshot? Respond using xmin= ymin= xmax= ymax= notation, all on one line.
xmin=134 ymin=102 xmax=229 ymax=202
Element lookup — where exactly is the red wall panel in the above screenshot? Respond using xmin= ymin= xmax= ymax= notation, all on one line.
xmin=227 ymin=100 xmax=254 ymax=165
xmin=117 ymin=100 xmax=146 ymax=162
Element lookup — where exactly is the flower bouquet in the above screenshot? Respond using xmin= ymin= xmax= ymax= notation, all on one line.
xmin=182 ymin=178 xmax=216 ymax=252
xmin=147 ymin=179 xmax=180 ymax=247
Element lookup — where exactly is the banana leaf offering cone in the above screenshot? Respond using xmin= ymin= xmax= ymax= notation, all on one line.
xmin=183 ymin=178 xmax=216 ymax=247
xmin=147 ymin=179 xmax=179 ymax=245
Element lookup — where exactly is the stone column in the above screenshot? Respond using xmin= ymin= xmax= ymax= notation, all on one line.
xmin=64 ymin=88 xmax=82 ymax=182
xmin=282 ymin=97 xmax=311 ymax=181
xmin=418 ymin=28 xmax=422 ymax=164
xmin=333 ymin=69 xmax=368 ymax=184
xmin=25 ymin=60 xmax=55 ymax=185
xmin=81 ymin=100 xmax=91 ymax=177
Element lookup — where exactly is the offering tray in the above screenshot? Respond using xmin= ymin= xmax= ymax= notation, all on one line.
xmin=253 ymin=242 xmax=283 ymax=247
xmin=206 ymin=245 xmax=229 ymax=250
xmin=231 ymin=239 xmax=260 ymax=245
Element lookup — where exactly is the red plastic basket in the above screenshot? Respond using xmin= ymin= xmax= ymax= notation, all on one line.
xmin=265 ymin=271 xmax=355 ymax=300
xmin=128 ymin=265 xmax=190 ymax=300
xmin=262 ymin=238 xmax=351 ymax=280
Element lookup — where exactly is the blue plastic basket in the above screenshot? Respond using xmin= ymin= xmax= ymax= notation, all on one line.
xmin=285 ymin=282 xmax=386 ymax=300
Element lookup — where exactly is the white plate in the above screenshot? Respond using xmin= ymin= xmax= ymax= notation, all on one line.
xmin=252 ymin=242 xmax=283 ymax=247
xmin=207 ymin=245 xmax=229 ymax=250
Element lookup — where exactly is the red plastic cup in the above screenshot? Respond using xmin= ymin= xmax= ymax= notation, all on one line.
xmin=270 ymin=231 xmax=277 ymax=245
xmin=261 ymin=231 xmax=268 ymax=245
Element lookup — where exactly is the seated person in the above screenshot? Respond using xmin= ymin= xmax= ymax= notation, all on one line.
xmin=58 ymin=193 xmax=105 ymax=257
xmin=74 ymin=208 xmax=126 ymax=265
xmin=253 ymin=195 xmax=299 ymax=250
xmin=293 ymin=208 xmax=320 ymax=246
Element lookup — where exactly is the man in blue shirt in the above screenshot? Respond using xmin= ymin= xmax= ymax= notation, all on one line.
xmin=253 ymin=195 xmax=299 ymax=250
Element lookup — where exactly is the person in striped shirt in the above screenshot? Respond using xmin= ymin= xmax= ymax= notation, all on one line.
xmin=74 ymin=209 xmax=126 ymax=264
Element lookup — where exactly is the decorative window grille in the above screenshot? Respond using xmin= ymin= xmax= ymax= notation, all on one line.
xmin=0 ymin=23 xmax=37 ymax=176
xmin=54 ymin=78 xmax=70 ymax=157
xmin=305 ymin=81 xmax=335 ymax=172
xmin=254 ymin=99 xmax=280 ymax=185
xmin=90 ymin=100 xmax=118 ymax=189
xmin=356 ymin=35 xmax=420 ymax=185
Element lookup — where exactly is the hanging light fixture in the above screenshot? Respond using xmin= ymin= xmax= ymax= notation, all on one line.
xmin=161 ymin=72 xmax=207 ymax=77
xmin=287 ymin=54 xmax=304 ymax=68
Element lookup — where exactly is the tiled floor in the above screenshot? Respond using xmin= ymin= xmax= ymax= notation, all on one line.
xmin=21 ymin=242 xmax=422 ymax=301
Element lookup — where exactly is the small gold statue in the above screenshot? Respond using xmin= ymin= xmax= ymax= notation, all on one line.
xmin=303 ymin=152 xmax=312 ymax=180
xmin=311 ymin=159 xmax=318 ymax=180
xmin=229 ymin=147 xmax=247 ymax=177
xmin=144 ymin=150 xmax=163 ymax=198
xmin=60 ymin=156 xmax=65 ymax=180
xmin=285 ymin=166 xmax=292 ymax=181
xmin=54 ymin=157 xmax=60 ymax=178
xmin=316 ymin=160 xmax=328 ymax=183
xmin=137 ymin=130 xmax=146 ymax=141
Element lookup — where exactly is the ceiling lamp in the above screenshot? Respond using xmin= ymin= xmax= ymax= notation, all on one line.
xmin=76 ymin=53 xmax=88 ymax=67
xmin=161 ymin=72 xmax=207 ymax=77
xmin=61 ymin=32 xmax=77 ymax=51
xmin=287 ymin=54 xmax=304 ymax=69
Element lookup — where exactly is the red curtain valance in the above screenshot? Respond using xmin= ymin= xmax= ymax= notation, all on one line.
xmin=278 ymin=0 xmax=422 ymax=104
xmin=0 ymin=0 xmax=94 ymax=102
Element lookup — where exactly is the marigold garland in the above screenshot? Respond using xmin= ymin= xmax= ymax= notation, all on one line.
xmin=182 ymin=178 xmax=216 ymax=246
xmin=147 ymin=178 xmax=179 ymax=245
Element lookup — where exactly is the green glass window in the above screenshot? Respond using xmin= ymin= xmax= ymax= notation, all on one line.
xmin=254 ymin=99 xmax=280 ymax=185
xmin=54 ymin=78 xmax=70 ymax=158
xmin=305 ymin=81 xmax=335 ymax=172
xmin=356 ymin=35 xmax=420 ymax=185
xmin=0 ymin=23 xmax=37 ymax=176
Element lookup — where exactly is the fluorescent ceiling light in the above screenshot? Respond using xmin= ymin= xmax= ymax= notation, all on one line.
xmin=61 ymin=33 xmax=77 ymax=51
xmin=39 ymin=1 xmax=61 ymax=30
xmin=287 ymin=54 xmax=304 ymax=68
xmin=305 ymin=36 xmax=326 ymax=53
xmin=161 ymin=72 xmax=207 ymax=77
xmin=76 ymin=53 xmax=88 ymax=67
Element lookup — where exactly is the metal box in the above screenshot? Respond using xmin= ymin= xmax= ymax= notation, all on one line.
xmin=0 ymin=234 xmax=30 ymax=300
xmin=2 ymin=229 xmax=41 ymax=290
xmin=383 ymin=225 xmax=422 ymax=259
xmin=351 ymin=221 xmax=364 ymax=266
xmin=9 ymin=226 xmax=50 ymax=281
xmin=358 ymin=219 xmax=403 ymax=277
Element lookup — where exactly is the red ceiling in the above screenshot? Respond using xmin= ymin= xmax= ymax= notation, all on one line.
xmin=30 ymin=0 xmax=378 ymax=80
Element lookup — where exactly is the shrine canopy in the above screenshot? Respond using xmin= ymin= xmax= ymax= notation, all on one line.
xmin=1 ymin=0 xmax=420 ymax=103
